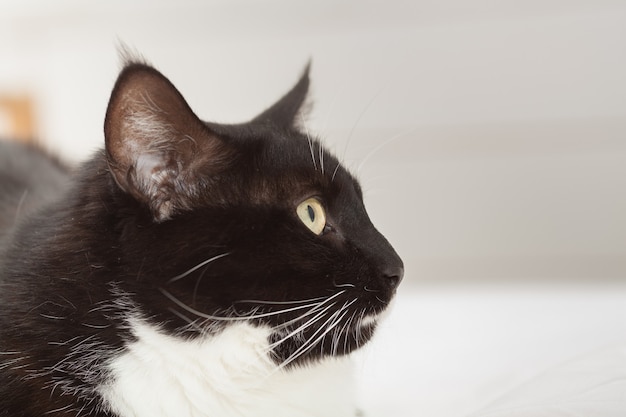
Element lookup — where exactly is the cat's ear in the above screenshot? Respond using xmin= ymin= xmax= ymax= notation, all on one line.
xmin=104 ymin=63 xmax=232 ymax=222
xmin=252 ymin=62 xmax=311 ymax=129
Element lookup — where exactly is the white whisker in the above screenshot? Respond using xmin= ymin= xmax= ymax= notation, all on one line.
xmin=39 ymin=314 xmax=68 ymax=320
xmin=81 ymin=323 xmax=111 ymax=330
xmin=319 ymin=301 xmax=349 ymax=355
xmin=191 ymin=262 xmax=211 ymax=307
xmin=48 ymin=336 xmax=83 ymax=347
xmin=319 ymin=142 xmax=325 ymax=175
xmin=356 ymin=126 xmax=418 ymax=174
xmin=167 ymin=252 xmax=230 ymax=284
xmin=44 ymin=404 xmax=74 ymax=415
xmin=267 ymin=301 xmax=338 ymax=350
xmin=341 ymin=88 xmax=384 ymax=163
xmin=235 ymin=295 xmax=329 ymax=305
xmin=334 ymin=314 xmax=353 ymax=356
xmin=331 ymin=301 xmax=359 ymax=356
xmin=320 ymin=81 xmax=343 ymax=136
xmin=331 ymin=162 xmax=341 ymax=183
xmin=300 ymin=114 xmax=317 ymax=171
xmin=278 ymin=309 xmax=351 ymax=370
xmin=271 ymin=307 xmax=321 ymax=332
xmin=14 ymin=189 xmax=29 ymax=223
xmin=167 ymin=308 xmax=205 ymax=334
xmin=159 ymin=288 xmax=330 ymax=322
xmin=274 ymin=299 xmax=357 ymax=370
xmin=344 ymin=311 xmax=358 ymax=353
xmin=355 ymin=309 xmax=368 ymax=349
xmin=270 ymin=291 xmax=347 ymax=331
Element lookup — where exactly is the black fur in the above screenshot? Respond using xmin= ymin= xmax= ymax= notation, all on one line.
xmin=0 ymin=62 xmax=403 ymax=416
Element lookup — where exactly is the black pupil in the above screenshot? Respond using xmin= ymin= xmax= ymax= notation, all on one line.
xmin=307 ymin=205 xmax=315 ymax=222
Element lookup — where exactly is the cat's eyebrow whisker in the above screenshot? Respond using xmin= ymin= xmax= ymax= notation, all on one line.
xmin=319 ymin=142 xmax=325 ymax=176
xmin=341 ymin=87 xmax=384 ymax=163
xmin=356 ymin=126 xmax=418 ymax=175
xmin=166 ymin=252 xmax=230 ymax=284
xmin=331 ymin=162 xmax=341 ymax=183
xmin=300 ymin=113 xmax=317 ymax=171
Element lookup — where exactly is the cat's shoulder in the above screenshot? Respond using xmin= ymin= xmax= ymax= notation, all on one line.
xmin=0 ymin=139 xmax=70 ymax=239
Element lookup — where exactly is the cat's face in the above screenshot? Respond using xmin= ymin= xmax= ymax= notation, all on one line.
xmin=104 ymin=63 xmax=403 ymax=367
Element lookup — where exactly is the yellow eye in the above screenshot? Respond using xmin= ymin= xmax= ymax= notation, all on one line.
xmin=296 ymin=198 xmax=327 ymax=235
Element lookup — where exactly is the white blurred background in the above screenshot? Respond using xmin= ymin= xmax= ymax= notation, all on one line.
xmin=1 ymin=1 xmax=625 ymax=416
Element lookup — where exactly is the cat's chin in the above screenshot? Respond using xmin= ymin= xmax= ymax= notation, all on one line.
xmin=268 ymin=317 xmax=380 ymax=368
xmin=358 ymin=313 xmax=379 ymax=329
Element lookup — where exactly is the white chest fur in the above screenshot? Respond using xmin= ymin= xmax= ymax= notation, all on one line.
xmin=99 ymin=320 xmax=357 ymax=417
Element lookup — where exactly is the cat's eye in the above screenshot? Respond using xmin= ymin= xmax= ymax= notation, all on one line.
xmin=296 ymin=198 xmax=327 ymax=235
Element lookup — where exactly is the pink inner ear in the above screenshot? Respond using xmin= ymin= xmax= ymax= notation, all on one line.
xmin=135 ymin=153 xmax=168 ymax=191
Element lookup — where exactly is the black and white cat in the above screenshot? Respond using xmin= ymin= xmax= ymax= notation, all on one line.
xmin=0 ymin=58 xmax=403 ymax=417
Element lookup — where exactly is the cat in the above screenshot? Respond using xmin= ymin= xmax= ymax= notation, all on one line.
xmin=0 ymin=58 xmax=404 ymax=417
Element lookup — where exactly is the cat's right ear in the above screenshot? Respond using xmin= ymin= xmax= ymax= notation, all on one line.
xmin=104 ymin=63 xmax=232 ymax=222
xmin=252 ymin=62 xmax=311 ymax=130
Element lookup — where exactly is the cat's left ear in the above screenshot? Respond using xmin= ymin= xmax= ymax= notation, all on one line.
xmin=104 ymin=63 xmax=232 ymax=222
xmin=252 ymin=62 xmax=311 ymax=129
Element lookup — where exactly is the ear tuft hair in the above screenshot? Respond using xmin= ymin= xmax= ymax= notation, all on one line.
xmin=115 ymin=41 xmax=150 ymax=69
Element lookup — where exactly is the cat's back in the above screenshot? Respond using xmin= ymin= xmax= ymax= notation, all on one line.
xmin=0 ymin=140 xmax=70 ymax=240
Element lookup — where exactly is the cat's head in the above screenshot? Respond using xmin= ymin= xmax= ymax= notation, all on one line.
xmin=103 ymin=62 xmax=403 ymax=367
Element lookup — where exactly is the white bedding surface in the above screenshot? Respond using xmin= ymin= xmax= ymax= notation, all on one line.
xmin=470 ymin=343 xmax=626 ymax=417
xmin=354 ymin=283 xmax=626 ymax=417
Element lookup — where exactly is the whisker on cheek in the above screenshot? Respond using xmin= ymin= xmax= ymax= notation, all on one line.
xmin=234 ymin=295 xmax=330 ymax=306
xmin=267 ymin=301 xmax=339 ymax=350
xmin=166 ymin=252 xmax=231 ymax=285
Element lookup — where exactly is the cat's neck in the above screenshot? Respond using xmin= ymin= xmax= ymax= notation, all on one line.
xmin=100 ymin=318 xmax=357 ymax=417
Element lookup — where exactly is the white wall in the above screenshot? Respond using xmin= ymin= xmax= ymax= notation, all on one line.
xmin=1 ymin=0 xmax=625 ymax=283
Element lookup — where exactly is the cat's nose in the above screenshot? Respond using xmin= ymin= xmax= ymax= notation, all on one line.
xmin=382 ymin=264 xmax=404 ymax=291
